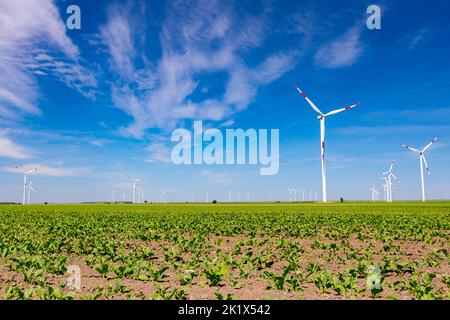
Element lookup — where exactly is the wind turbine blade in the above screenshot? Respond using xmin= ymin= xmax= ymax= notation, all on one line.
xmin=421 ymin=154 xmax=431 ymax=175
xmin=293 ymin=83 xmax=324 ymax=116
xmin=324 ymin=103 xmax=360 ymax=117
xmin=389 ymin=161 xmax=394 ymax=172
xmin=400 ymin=144 xmax=420 ymax=153
xmin=422 ymin=137 xmax=438 ymax=152
xmin=391 ymin=173 xmax=399 ymax=181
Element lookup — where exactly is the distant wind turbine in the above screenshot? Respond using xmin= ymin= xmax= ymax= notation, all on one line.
xmin=294 ymin=84 xmax=360 ymax=202
xmin=19 ymin=167 xmax=38 ymax=205
xmin=27 ymin=181 xmax=34 ymax=205
xmin=401 ymin=137 xmax=438 ymax=202
xmin=161 ymin=189 xmax=167 ymax=203
xmin=110 ymin=191 xmax=116 ymax=203
xmin=381 ymin=161 xmax=398 ymax=203
xmin=128 ymin=177 xmax=141 ymax=204
xmin=369 ymin=186 xmax=379 ymax=202
xmin=288 ymin=188 xmax=294 ymax=202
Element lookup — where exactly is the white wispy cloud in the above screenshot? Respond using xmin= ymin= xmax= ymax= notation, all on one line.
xmin=99 ymin=0 xmax=300 ymax=139
xmin=144 ymin=142 xmax=173 ymax=164
xmin=0 ymin=0 xmax=97 ymax=118
xmin=333 ymin=124 xmax=450 ymax=136
xmin=219 ymin=119 xmax=235 ymax=127
xmin=408 ymin=28 xmax=428 ymax=50
xmin=144 ymin=134 xmax=173 ymax=163
xmin=1 ymin=163 xmax=86 ymax=177
xmin=314 ymin=26 xmax=363 ymax=68
xmin=200 ymin=170 xmax=236 ymax=185
xmin=0 ymin=135 xmax=33 ymax=159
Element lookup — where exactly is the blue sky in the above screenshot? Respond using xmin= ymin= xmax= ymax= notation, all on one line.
xmin=1 ymin=0 xmax=450 ymax=203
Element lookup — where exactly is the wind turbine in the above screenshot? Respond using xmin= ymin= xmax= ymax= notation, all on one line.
xmin=288 ymin=188 xmax=294 ymax=202
xmin=401 ymin=137 xmax=438 ymax=202
xmin=381 ymin=161 xmax=398 ymax=203
xmin=301 ymin=190 xmax=306 ymax=202
xmin=27 ymin=181 xmax=34 ymax=205
xmin=369 ymin=186 xmax=379 ymax=202
xmin=110 ymin=191 xmax=116 ymax=203
xmin=19 ymin=167 xmax=38 ymax=205
xmin=293 ymin=189 xmax=299 ymax=202
xmin=161 ymin=189 xmax=167 ymax=203
xmin=294 ymin=84 xmax=360 ymax=202
xmin=128 ymin=177 xmax=141 ymax=204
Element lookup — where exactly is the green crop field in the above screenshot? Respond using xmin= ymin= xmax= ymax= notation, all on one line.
xmin=0 ymin=202 xmax=449 ymax=300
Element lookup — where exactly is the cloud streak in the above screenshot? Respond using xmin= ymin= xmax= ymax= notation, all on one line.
xmin=0 ymin=0 xmax=96 ymax=119
xmin=100 ymin=0 xmax=300 ymax=138
xmin=1 ymin=164 xmax=86 ymax=177
xmin=314 ymin=26 xmax=363 ymax=68
xmin=0 ymin=135 xmax=33 ymax=159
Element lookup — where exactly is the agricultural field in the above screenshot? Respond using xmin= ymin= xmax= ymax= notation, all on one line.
xmin=0 ymin=202 xmax=449 ymax=300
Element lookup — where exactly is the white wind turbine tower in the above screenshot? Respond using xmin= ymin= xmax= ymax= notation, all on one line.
xmin=27 ymin=181 xmax=34 ymax=205
xmin=309 ymin=190 xmax=313 ymax=201
xmin=135 ymin=188 xmax=140 ymax=203
xmin=288 ymin=188 xmax=294 ymax=202
xmin=136 ymin=187 xmax=145 ymax=203
xmin=161 ymin=189 xmax=167 ymax=203
xmin=237 ymin=191 xmax=241 ymax=202
xmin=401 ymin=137 xmax=438 ymax=202
xmin=19 ymin=167 xmax=38 ymax=205
xmin=302 ymin=190 xmax=306 ymax=202
xmin=128 ymin=177 xmax=141 ymax=204
xmin=246 ymin=192 xmax=251 ymax=202
xmin=369 ymin=186 xmax=379 ymax=202
xmin=294 ymin=84 xmax=360 ymax=202
xmin=110 ymin=191 xmax=116 ymax=203
xmin=293 ymin=189 xmax=299 ymax=202
xmin=381 ymin=176 xmax=389 ymax=202
xmin=381 ymin=161 xmax=398 ymax=203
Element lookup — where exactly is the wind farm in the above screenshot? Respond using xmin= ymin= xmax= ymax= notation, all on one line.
xmin=0 ymin=0 xmax=449 ymax=304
